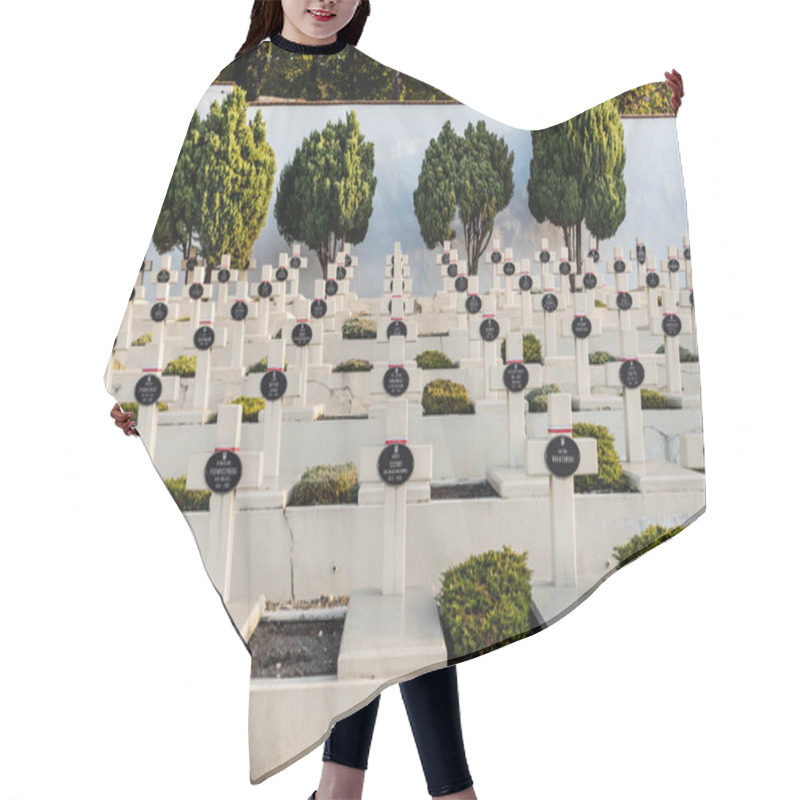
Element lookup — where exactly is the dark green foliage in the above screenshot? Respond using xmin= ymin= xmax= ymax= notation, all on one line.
xmin=342 ymin=315 xmax=378 ymax=339
xmin=230 ymin=396 xmax=266 ymax=423
xmin=164 ymin=475 xmax=211 ymax=512
xmin=438 ymin=546 xmax=533 ymax=659
xmin=163 ymin=354 xmax=197 ymax=378
xmin=526 ymin=383 xmax=560 ymax=413
xmin=572 ymin=422 xmax=629 ymax=493
xmin=422 ymin=379 xmax=474 ymax=415
xmin=415 ymin=350 xmax=458 ymax=369
xmin=500 ymin=333 xmax=543 ymax=364
xmin=641 ymin=388 xmax=669 ymax=409
xmin=655 ymin=344 xmax=699 ymax=362
xmin=288 ymin=462 xmax=359 ymax=506
xmin=332 ymin=359 xmax=373 ymax=373
xmin=589 ymin=351 xmax=618 ymax=365
xmin=612 ymin=523 xmax=684 ymax=566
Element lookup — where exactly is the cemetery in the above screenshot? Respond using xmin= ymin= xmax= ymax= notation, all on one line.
xmin=106 ymin=234 xmax=704 ymax=778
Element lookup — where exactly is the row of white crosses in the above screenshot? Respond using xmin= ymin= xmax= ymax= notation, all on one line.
xmin=379 ymin=242 xmax=417 ymax=342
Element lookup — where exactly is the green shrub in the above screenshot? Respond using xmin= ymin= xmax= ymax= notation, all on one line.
xmin=342 ymin=314 xmax=377 ymax=339
xmin=419 ymin=331 xmax=450 ymax=337
xmin=422 ymin=379 xmax=474 ymax=415
xmin=415 ymin=350 xmax=458 ymax=369
xmin=655 ymin=344 xmax=699 ymax=362
xmin=438 ymin=546 xmax=533 ymax=659
xmin=525 ymin=383 xmax=560 ymax=413
xmin=163 ymin=354 xmax=196 ymax=378
xmin=332 ymin=359 xmax=373 ymax=373
xmin=572 ymin=422 xmax=629 ymax=493
xmin=589 ymin=351 xmax=618 ymax=365
xmin=288 ymin=462 xmax=359 ymax=506
xmin=177 ymin=316 xmax=191 ymax=322
xmin=641 ymin=388 xmax=668 ymax=409
xmin=230 ymin=396 xmax=266 ymax=423
xmin=247 ymin=355 xmax=289 ymax=374
xmin=119 ymin=401 xmax=169 ymax=421
xmin=164 ymin=475 xmax=211 ymax=512
xmin=131 ymin=332 xmax=152 ymax=347
xmin=275 ymin=328 xmax=283 ymax=339
xmin=500 ymin=333 xmax=542 ymax=364
xmin=612 ymin=523 xmax=684 ymax=566
xmin=595 ymin=298 xmax=607 ymax=308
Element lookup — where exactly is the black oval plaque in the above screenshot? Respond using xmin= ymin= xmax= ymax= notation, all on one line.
xmin=275 ymin=267 xmax=288 ymax=282
xmin=150 ymin=302 xmax=168 ymax=322
xmin=261 ymin=370 xmax=288 ymax=401
xmin=344 ymin=255 xmax=352 ymax=267
xmin=378 ymin=443 xmax=415 ymax=486
xmin=156 ymin=269 xmax=170 ymax=284
xmin=541 ymin=293 xmax=558 ymax=312
xmin=616 ymin=292 xmax=633 ymax=311
xmin=134 ymin=374 xmax=162 ymax=406
xmin=465 ymin=294 xmax=482 ymax=314
xmin=455 ymin=276 xmax=468 ymax=293
xmin=503 ymin=362 xmax=529 ymax=392
xmin=194 ymin=325 xmax=215 ymax=351
xmin=383 ymin=366 xmax=410 ymax=397
xmin=204 ymin=450 xmax=242 ymax=494
xmin=583 ymin=273 xmax=597 ymax=290
xmin=662 ymin=314 xmax=682 ymax=337
xmin=572 ymin=316 xmax=592 ymax=339
xmin=447 ymin=262 xmax=458 ymax=278
xmin=231 ymin=301 xmax=248 ymax=321
xmin=689 ymin=290 xmax=694 ymax=307
xmin=336 ymin=265 xmax=347 ymax=281
xmin=588 ymin=248 xmax=599 ymax=262
xmin=619 ymin=359 xmax=645 ymax=389
xmin=258 ymin=280 xmax=273 ymax=298
xmin=311 ymin=299 xmax=328 ymax=319
xmin=545 ymin=435 xmax=581 ymax=478
xmin=636 ymin=244 xmax=646 ymax=264
xmin=668 ymin=258 xmax=680 ymax=273
xmin=387 ymin=319 xmax=408 ymax=338
xmin=503 ymin=261 xmax=516 ymax=276
xmin=559 ymin=261 xmax=571 ymax=275
xmin=290 ymin=256 xmax=301 ymax=269
xmin=189 ymin=282 xmax=204 ymax=300
xmin=613 ymin=259 xmax=626 ymax=273
xmin=292 ymin=322 xmax=313 ymax=346
xmin=480 ymin=317 xmax=500 ymax=342
xmin=519 ymin=274 xmax=533 ymax=291
xmin=218 ymin=268 xmax=231 ymax=283
xmin=539 ymin=250 xmax=550 ymax=264
xmin=646 ymin=272 xmax=660 ymax=289
xmin=325 ymin=279 xmax=339 ymax=297
xmin=491 ymin=251 xmax=502 ymax=264
xmin=684 ymin=247 xmax=691 ymax=260
xmin=442 ymin=252 xmax=451 ymax=265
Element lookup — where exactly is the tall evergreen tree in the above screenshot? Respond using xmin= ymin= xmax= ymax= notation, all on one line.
xmin=273 ymin=110 xmax=376 ymax=273
xmin=415 ymin=120 xmax=514 ymax=275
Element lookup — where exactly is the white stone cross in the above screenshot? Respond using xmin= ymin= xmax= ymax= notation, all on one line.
xmin=379 ymin=275 xmax=416 ymax=342
xmin=629 ymin=236 xmax=648 ymax=287
xmin=223 ymin=283 xmax=259 ymax=370
xmin=280 ymin=243 xmax=308 ymax=301
xmin=144 ymin=255 xmax=181 ymax=372
xmin=580 ymin=242 xmax=602 ymax=319
xmin=180 ymin=245 xmax=204 ymax=287
xmin=358 ymin=398 xmax=433 ymax=595
xmin=436 ymin=240 xmax=460 ymax=306
xmin=539 ymin=260 xmax=561 ymax=361
xmin=660 ymin=244 xmax=688 ymax=296
xmin=516 ymin=258 xmax=539 ymax=331
xmin=525 ymin=393 xmax=598 ymax=587
xmin=185 ymin=301 xmax=228 ymax=413
xmin=186 ymin=403 xmax=262 ymax=603
xmin=324 ymin=261 xmax=347 ymax=316
xmin=309 ymin=278 xmax=332 ymax=364
xmin=211 ymin=253 xmax=234 ymax=307
xmin=250 ymin=262 xmax=286 ymax=335
xmin=555 ymin=246 xmax=575 ymax=304
xmin=370 ymin=333 xmax=423 ymax=406
xmin=258 ymin=337 xmax=289 ymax=490
xmin=284 ymin=296 xmax=319 ymax=407
xmin=335 ymin=244 xmax=357 ymax=301
xmin=614 ymin=328 xmax=647 ymax=463
xmin=642 ymin=252 xmax=662 ymax=327
xmin=485 ymin=237 xmax=504 ymax=294
xmin=611 ymin=266 xmax=641 ymax=331
xmin=649 ymin=289 xmax=689 ymax=397
xmin=560 ymin=290 xmax=602 ymax=399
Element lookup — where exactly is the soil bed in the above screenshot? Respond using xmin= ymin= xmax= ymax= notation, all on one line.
xmin=431 ymin=480 xmax=500 ymax=500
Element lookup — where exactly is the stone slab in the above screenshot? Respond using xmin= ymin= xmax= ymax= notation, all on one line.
xmin=623 ymin=460 xmax=705 ymax=493
xmin=486 ymin=465 xmax=550 ymax=498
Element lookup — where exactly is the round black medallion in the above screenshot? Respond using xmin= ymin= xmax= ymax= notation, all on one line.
xmin=258 ymin=280 xmax=273 ymax=298
xmin=336 ymin=265 xmax=347 ymax=281
xmin=559 ymin=261 xmax=571 ymax=275
xmin=275 ymin=267 xmax=288 ymax=282
xmin=668 ymin=258 xmax=680 ymax=273
xmin=662 ymin=314 xmax=682 ymax=337
xmin=503 ymin=261 xmax=516 ymax=276
xmin=519 ymin=274 xmax=533 ymax=291
xmin=156 ymin=269 xmax=170 ymax=284
xmin=325 ymin=279 xmax=339 ymax=297
xmin=613 ymin=259 xmax=626 ymax=273
xmin=455 ymin=276 xmax=468 ymax=293
xmin=186 ymin=256 xmax=197 ymax=271
xmin=616 ymin=292 xmax=633 ymax=311
xmin=588 ymin=248 xmax=599 ymax=262
xmin=491 ymin=251 xmax=502 ymax=264
xmin=619 ymin=359 xmax=645 ymax=389
xmin=231 ymin=301 xmax=248 ymax=321
xmin=636 ymin=244 xmax=646 ymax=264
xmin=134 ymin=374 xmax=162 ymax=406
xmin=447 ymin=262 xmax=458 ymax=278
xmin=689 ymin=290 xmax=694 ymax=307
xmin=261 ymin=370 xmax=288 ymax=401
xmin=684 ymin=247 xmax=691 ymax=260
xmin=442 ymin=252 xmax=451 ymax=265
xmin=545 ymin=435 xmax=581 ymax=478
xmin=194 ymin=325 xmax=215 ymax=351
xmin=290 ymin=256 xmax=301 ymax=269
xmin=189 ymin=282 xmax=204 ymax=300
xmin=292 ymin=322 xmax=313 ymax=346
xmin=383 ymin=366 xmax=410 ymax=397
xmin=311 ymin=299 xmax=328 ymax=319
xmin=378 ymin=443 xmax=415 ymax=486
xmin=541 ymin=293 xmax=558 ymax=312
xmin=572 ymin=316 xmax=592 ymax=339
xmin=583 ymin=273 xmax=597 ymax=290
xmin=387 ymin=319 xmax=408 ymax=338
xmin=480 ymin=317 xmax=500 ymax=342
xmin=204 ymin=450 xmax=242 ymax=494
xmin=344 ymin=255 xmax=352 ymax=267
xmin=218 ymin=268 xmax=231 ymax=283
xmin=646 ymin=272 xmax=660 ymax=289
xmin=465 ymin=294 xmax=482 ymax=314
xmin=503 ymin=362 xmax=529 ymax=392
xmin=539 ymin=250 xmax=550 ymax=263
xmin=150 ymin=302 xmax=168 ymax=322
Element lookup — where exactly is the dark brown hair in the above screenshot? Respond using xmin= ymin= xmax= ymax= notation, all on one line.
xmin=236 ymin=1 xmax=371 ymax=59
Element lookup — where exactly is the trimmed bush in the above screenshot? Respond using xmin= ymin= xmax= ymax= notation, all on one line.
xmin=641 ymin=388 xmax=668 ymax=409
xmin=333 ymin=359 xmax=373 ymax=373
xmin=572 ymin=422 xmax=629 ymax=493
xmin=415 ymin=350 xmax=458 ymax=369
xmin=288 ymin=462 xmax=359 ymax=506
xmin=131 ymin=332 xmax=152 ymax=347
xmin=163 ymin=354 xmax=196 ymax=378
xmin=228 ymin=396 xmax=266 ymax=423
xmin=438 ymin=546 xmax=533 ymax=659
xmin=595 ymin=298 xmax=607 ymax=308
xmin=655 ymin=344 xmax=699 ymax=363
xmin=247 ymin=355 xmax=289 ymax=374
xmin=525 ymin=383 xmax=560 ymax=413
xmin=422 ymin=379 xmax=474 ymax=415
xmin=119 ymin=401 xmax=169 ymax=421
xmin=500 ymin=333 xmax=542 ymax=364
xmin=342 ymin=314 xmax=377 ymax=339
xmin=589 ymin=351 xmax=618 ymax=365
xmin=612 ymin=523 xmax=684 ymax=565
xmin=164 ymin=475 xmax=211 ymax=512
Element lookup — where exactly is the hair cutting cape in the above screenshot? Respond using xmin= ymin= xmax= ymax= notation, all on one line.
xmin=104 ymin=34 xmax=705 ymax=784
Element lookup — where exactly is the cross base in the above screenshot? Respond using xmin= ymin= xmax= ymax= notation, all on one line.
xmin=485 ymin=465 xmax=549 ymax=499
xmin=622 ymin=460 xmax=706 ymax=493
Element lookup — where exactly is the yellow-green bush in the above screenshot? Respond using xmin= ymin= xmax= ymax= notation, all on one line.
xmin=415 ymin=350 xmax=457 ymax=369
xmin=333 ymin=359 xmax=373 ymax=373
xmin=164 ymin=475 xmax=211 ymax=512
xmin=131 ymin=332 xmax=152 ymax=347
xmin=288 ymin=462 xmax=359 ymax=506
xmin=572 ymin=422 xmax=629 ymax=493
xmin=500 ymin=333 xmax=542 ymax=364
xmin=342 ymin=315 xmax=377 ymax=339
xmin=525 ymin=383 xmax=560 ymax=413
xmin=163 ymin=354 xmax=197 ymax=378
xmin=612 ymin=523 xmax=684 ymax=566
xmin=641 ymin=388 xmax=668 ymax=409
xmin=422 ymin=379 xmax=473 ymax=415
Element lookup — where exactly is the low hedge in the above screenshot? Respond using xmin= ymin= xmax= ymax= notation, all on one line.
xmin=163 ymin=354 xmax=196 ymax=378
xmin=572 ymin=422 xmax=629 ymax=493
xmin=438 ymin=546 xmax=533 ymax=659
xmin=288 ymin=462 xmax=359 ymax=506
xmin=422 ymin=379 xmax=474 ymax=415
xmin=641 ymin=388 xmax=668 ymax=409
xmin=164 ymin=475 xmax=211 ymax=512
xmin=342 ymin=314 xmax=377 ymax=339
xmin=525 ymin=383 xmax=560 ymax=413
xmin=612 ymin=523 xmax=684 ymax=566
xmin=131 ymin=332 xmax=152 ymax=347
xmin=655 ymin=344 xmax=699 ymax=363
xmin=333 ymin=359 xmax=373 ymax=373
xmin=247 ymin=355 xmax=289 ymax=374
xmin=500 ymin=333 xmax=542 ymax=364
xmin=589 ymin=351 xmax=618 ymax=365
xmin=415 ymin=350 xmax=458 ymax=370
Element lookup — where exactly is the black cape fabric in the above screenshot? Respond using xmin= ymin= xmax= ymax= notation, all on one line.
xmin=104 ymin=33 xmax=705 ymax=783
